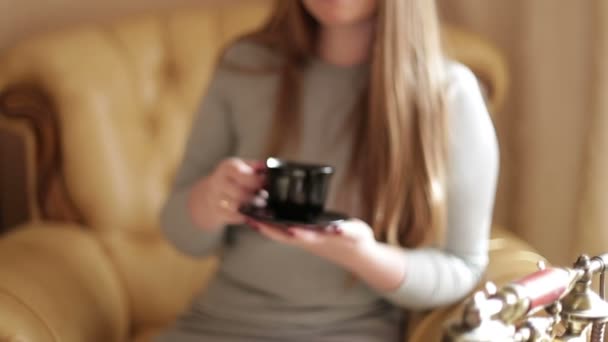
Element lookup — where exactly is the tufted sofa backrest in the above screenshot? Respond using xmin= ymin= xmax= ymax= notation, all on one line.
xmin=0 ymin=1 xmax=272 ymax=233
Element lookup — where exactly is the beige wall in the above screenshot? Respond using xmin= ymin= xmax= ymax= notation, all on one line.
xmin=0 ymin=0 xmax=234 ymax=51
xmin=441 ymin=0 xmax=606 ymax=265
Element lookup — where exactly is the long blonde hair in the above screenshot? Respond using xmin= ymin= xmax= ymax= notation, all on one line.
xmin=240 ymin=0 xmax=448 ymax=248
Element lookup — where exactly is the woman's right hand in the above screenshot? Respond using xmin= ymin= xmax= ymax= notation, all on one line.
xmin=188 ymin=158 xmax=265 ymax=231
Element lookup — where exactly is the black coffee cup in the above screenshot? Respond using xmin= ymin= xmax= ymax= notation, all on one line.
xmin=262 ymin=157 xmax=334 ymax=222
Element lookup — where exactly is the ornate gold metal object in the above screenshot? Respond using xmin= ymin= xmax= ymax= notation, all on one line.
xmin=442 ymin=253 xmax=608 ymax=342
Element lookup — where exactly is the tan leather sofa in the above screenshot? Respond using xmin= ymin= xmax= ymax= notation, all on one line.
xmin=0 ymin=1 xmax=539 ymax=341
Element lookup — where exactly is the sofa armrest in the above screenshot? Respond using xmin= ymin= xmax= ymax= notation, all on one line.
xmin=0 ymin=222 xmax=129 ymax=342
xmin=0 ymin=115 xmax=40 ymax=231
xmin=407 ymin=226 xmax=545 ymax=341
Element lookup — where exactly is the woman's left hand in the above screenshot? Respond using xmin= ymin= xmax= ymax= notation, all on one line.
xmin=247 ymin=218 xmax=377 ymax=269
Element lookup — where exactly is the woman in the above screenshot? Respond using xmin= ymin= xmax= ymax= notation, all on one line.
xmin=158 ymin=0 xmax=498 ymax=341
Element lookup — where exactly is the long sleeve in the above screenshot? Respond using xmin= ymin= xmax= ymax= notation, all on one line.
xmin=160 ymin=68 xmax=234 ymax=258
xmin=380 ymin=63 xmax=499 ymax=309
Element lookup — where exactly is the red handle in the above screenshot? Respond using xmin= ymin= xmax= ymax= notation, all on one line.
xmin=514 ymin=267 xmax=571 ymax=312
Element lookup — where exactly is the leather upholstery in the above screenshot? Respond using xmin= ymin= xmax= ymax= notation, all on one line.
xmin=0 ymin=224 xmax=128 ymax=342
xmin=0 ymin=1 xmax=528 ymax=341
xmin=96 ymin=230 xmax=217 ymax=329
xmin=0 ymin=115 xmax=39 ymax=229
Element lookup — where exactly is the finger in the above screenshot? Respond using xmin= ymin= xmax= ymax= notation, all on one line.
xmin=222 ymin=158 xmax=258 ymax=176
xmin=322 ymin=224 xmax=343 ymax=234
xmin=215 ymin=195 xmax=238 ymax=213
xmin=219 ymin=158 xmax=253 ymax=176
xmin=220 ymin=181 xmax=256 ymax=205
xmin=228 ymin=174 xmax=264 ymax=193
xmin=250 ymin=195 xmax=267 ymax=208
xmin=223 ymin=162 xmax=264 ymax=192
xmin=219 ymin=206 xmax=246 ymax=225
xmin=332 ymin=219 xmax=374 ymax=242
xmin=257 ymin=189 xmax=269 ymax=200
xmin=286 ymin=227 xmax=325 ymax=244
xmin=243 ymin=160 xmax=267 ymax=173
xmin=222 ymin=158 xmax=255 ymax=172
xmin=254 ymin=222 xmax=293 ymax=243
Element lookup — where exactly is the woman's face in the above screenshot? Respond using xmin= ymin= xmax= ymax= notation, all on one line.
xmin=302 ymin=0 xmax=379 ymax=28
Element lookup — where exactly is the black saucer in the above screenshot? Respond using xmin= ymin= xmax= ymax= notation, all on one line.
xmin=240 ymin=205 xmax=348 ymax=230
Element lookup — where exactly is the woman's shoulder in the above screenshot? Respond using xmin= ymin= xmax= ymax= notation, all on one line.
xmin=219 ymin=38 xmax=282 ymax=71
xmin=443 ymin=60 xmax=498 ymax=153
xmin=442 ymin=60 xmax=489 ymax=117
xmin=444 ymin=61 xmax=482 ymax=98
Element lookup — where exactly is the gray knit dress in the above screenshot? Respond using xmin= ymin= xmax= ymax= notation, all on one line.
xmin=156 ymin=41 xmax=498 ymax=341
